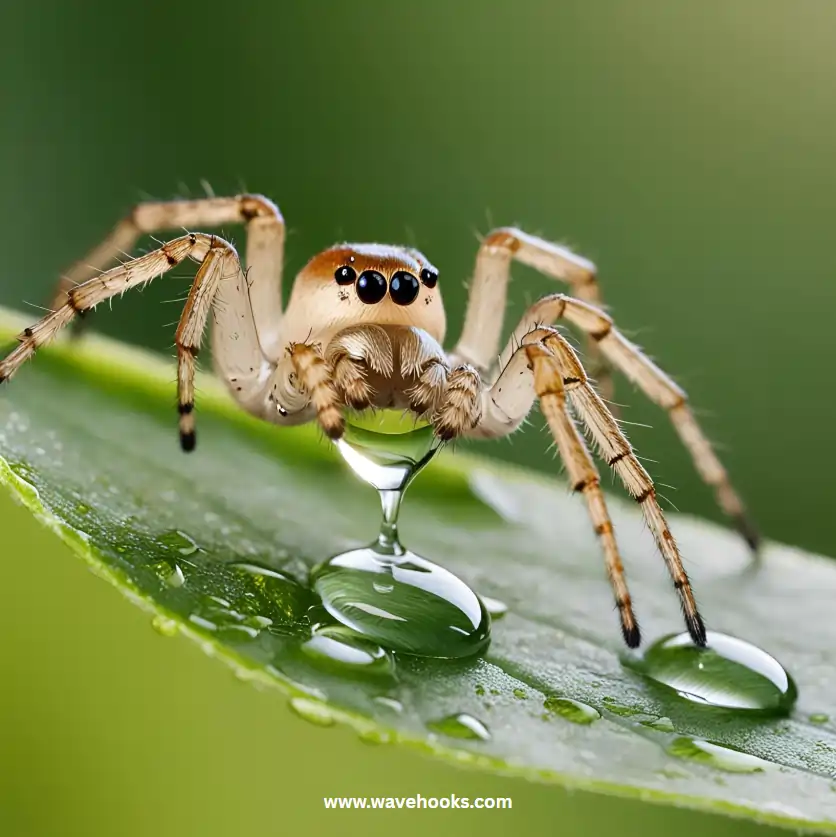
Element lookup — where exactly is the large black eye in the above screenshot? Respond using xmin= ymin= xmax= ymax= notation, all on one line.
xmin=335 ymin=265 xmax=356 ymax=285
xmin=356 ymin=270 xmax=387 ymax=304
xmin=420 ymin=268 xmax=438 ymax=288
xmin=389 ymin=271 xmax=420 ymax=306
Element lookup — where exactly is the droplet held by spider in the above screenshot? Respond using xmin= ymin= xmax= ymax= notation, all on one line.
xmin=311 ymin=410 xmax=491 ymax=658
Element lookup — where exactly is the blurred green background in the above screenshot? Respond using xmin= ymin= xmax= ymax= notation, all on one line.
xmin=0 ymin=1 xmax=833 ymax=835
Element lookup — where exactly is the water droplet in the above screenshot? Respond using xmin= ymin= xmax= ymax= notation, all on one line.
xmin=667 ymin=737 xmax=772 ymax=773
xmin=481 ymin=596 xmax=508 ymax=620
xmin=228 ymin=562 xmax=313 ymax=633
xmin=159 ymin=529 xmax=202 ymax=556
xmin=321 ymin=410 xmax=490 ymax=658
xmin=373 ymin=696 xmax=403 ymax=713
xmin=188 ymin=614 xmax=217 ymax=632
xmin=543 ymin=697 xmax=601 ymax=725
xmin=358 ymin=728 xmax=392 ymax=745
xmin=312 ymin=549 xmax=489 ymax=658
xmin=151 ymin=615 xmax=178 ymax=637
xmin=641 ymin=716 xmax=675 ymax=733
xmin=289 ymin=696 xmax=335 ymax=727
xmin=75 ymin=503 xmax=91 ymax=515
xmin=513 ymin=688 xmax=527 ymax=700
xmin=427 ymin=713 xmax=490 ymax=741
xmin=601 ymin=699 xmax=642 ymax=717
xmin=810 ymin=713 xmax=829 ymax=725
xmin=150 ymin=559 xmax=186 ymax=588
xmin=627 ymin=631 xmax=797 ymax=713
xmin=335 ymin=411 xmax=439 ymax=493
xmin=301 ymin=626 xmax=393 ymax=677
xmin=475 ymin=684 xmax=486 ymax=696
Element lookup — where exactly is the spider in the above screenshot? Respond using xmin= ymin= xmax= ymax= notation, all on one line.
xmin=0 ymin=193 xmax=757 ymax=649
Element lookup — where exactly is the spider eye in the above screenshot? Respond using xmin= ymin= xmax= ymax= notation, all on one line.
xmin=356 ymin=270 xmax=388 ymax=304
xmin=389 ymin=271 xmax=420 ymax=306
xmin=335 ymin=265 xmax=356 ymax=285
xmin=420 ymin=268 xmax=438 ymax=288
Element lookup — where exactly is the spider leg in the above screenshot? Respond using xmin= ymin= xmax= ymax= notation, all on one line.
xmin=2 ymin=233 xmax=259 ymax=452
xmin=466 ymin=339 xmax=643 ymax=647
xmin=497 ymin=294 xmax=757 ymax=550
xmin=287 ymin=343 xmax=344 ymax=439
xmin=452 ymin=228 xmax=614 ymax=405
xmin=49 ymin=194 xmax=286 ymax=359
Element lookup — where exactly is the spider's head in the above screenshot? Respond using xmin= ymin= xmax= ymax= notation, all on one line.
xmin=286 ymin=243 xmax=446 ymax=343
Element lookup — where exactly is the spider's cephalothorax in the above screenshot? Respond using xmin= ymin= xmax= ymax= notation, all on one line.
xmin=0 ymin=192 xmax=759 ymax=649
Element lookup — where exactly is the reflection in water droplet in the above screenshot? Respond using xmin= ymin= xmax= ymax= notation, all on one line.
xmin=427 ymin=713 xmax=491 ymax=741
xmin=641 ymin=716 xmax=676 ymax=733
xmin=481 ymin=596 xmax=508 ymax=620
xmin=668 ymin=737 xmax=772 ymax=773
xmin=289 ymin=696 xmax=336 ymax=727
xmin=810 ymin=714 xmax=829 ymax=725
xmin=320 ymin=409 xmax=491 ymax=659
xmin=543 ymin=697 xmax=601 ymax=725
xmin=301 ymin=626 xmax=393 ymax=677
xmin=628 ymin=631 xmax=797 ymax=713
xmin=151 ymin=615 xmax=179 ymax=637
xmin=159 ymin=529 xmax=202 ymax=556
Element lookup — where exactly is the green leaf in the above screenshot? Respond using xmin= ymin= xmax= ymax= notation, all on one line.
xmin=1 ymin=305 xmax=834 ymax=833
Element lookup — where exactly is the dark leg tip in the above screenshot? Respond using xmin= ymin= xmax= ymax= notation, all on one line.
xmin=180 ymin=430 xmax=196 ymax=452
xmin=622 ymin=623 xmax=642 ymax=649
xmin=323 ymin=422 xmax=345 ymax=441
xmin=735 ymin=512 xmax=761 ymax=554
xmin=687 ymin=613 xmax=707 ymax=647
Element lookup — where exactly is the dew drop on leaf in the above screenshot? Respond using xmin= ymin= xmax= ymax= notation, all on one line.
xmin=543 ymin=697 xmax=601 ymax=725
xmin=427 ymin=713 xmax=491 ymax=741
xmin=627 ymin=631 xmax=797 ymax=713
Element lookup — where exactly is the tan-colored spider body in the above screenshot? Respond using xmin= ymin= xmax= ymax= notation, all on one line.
xmin=0 ymin=192 xmax=757 ymax=649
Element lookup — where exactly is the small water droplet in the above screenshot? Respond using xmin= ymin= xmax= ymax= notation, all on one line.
xmin=543 ymin=697 xmax=601 ymax=725
xmin=810 ymin=713 xmax=829 ymax=725
xmin=289 ymin=697 xmax=336 ymax=727
xmin=667 ymin=737 xmax=772 ymax=773
xmin=188 ymin=614 xmax=218 ymax=632
xmin=373 ymin=696 xmax=403 ymax=713
xmin=641 ymin=716 xmax=676 ymax=733
xmin=301 ymin=626 xmax=393 ymax=677
xmin=75 ymin=503 xmax=91 ymax=515
xmin=151 ymin=615 xmax=178 ymax=637
xmin=358 ymin=728 xmax=392 ymax=745
xmin=475 ymin=684 xmax=486 ymax=696
xmin=602 ymin=698 xmax=642 ymax=717
xmin=427 ymin=713 xmax=491 ymax=741
xmin=513 ymin=688 xmax=527 ymax=700
xmin=150 ymin=559 xmax=186 ymax=588
xmin=373 ymin=581 xmax=394 ymax=594
xmin=481 ymin=596 xmax=508 ymax=620
xmin=159 ymin=529 xmax=202 ymax=556
xmin=628 ymin=631 xmax=796 ymax=713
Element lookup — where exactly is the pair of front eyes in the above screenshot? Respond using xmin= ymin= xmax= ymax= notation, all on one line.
xmin=334 ymin=265 xmax=438 ymax=306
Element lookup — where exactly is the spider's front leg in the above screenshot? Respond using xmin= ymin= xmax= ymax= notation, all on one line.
xmin=50 ymin=194 xmax=286 ymax=358
xmin=1 ymin=233 xmax=264 ymax=452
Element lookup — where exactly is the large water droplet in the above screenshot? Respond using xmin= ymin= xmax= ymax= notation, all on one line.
xmin=301 ymin=625 xmax=394 ymax=677
xmin=667 ymin=737 xmax=773 ymax=773
xmin=628 ymin=631 xmax=796 ymax=713
xmin=543 ymin=697 xmax=601 ymax=725
xmin=427 ymin=713 xmax=491 ymax=740
xmin=316 ymin=409 xmax=490 ymax=658
xmin=289 ymin=696 xmax=336 ymax=727
xmin=312 ymin=548 xmax=489 ymax=658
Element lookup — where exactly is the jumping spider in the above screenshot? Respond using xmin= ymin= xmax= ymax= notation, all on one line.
xmin=0 ymin=193 xmax=757 ymax=648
